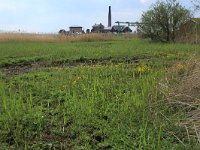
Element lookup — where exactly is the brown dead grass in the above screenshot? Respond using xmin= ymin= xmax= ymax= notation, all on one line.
xmin=176 ymin=34 xmax=200 ymax=44
xmin=162 ymin=55 xmax=200 ymax=142
xmin=0 ymin=33 xmax=115 ymax=42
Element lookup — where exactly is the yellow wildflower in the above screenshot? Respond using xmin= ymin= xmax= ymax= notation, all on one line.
xmin=136 ymin=65 xmax=150 ymax=73
xmin=176 ymin=63 xmax=184 ymax=70
xmin=137 ymin=66 xmax=145 ymax=73
xmin=73 ymin=76 xmax=82 ymax=85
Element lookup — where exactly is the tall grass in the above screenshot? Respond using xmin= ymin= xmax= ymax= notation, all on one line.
xmin=0 ymin=33 xmax=116 ymax=42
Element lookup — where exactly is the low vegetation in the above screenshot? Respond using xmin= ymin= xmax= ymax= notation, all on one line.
xmin=0 ymin=37 xmax=200 ymax=149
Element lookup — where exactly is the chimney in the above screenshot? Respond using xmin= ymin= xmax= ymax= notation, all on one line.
xmin=108 ymin=6 xmax=112 ymax=27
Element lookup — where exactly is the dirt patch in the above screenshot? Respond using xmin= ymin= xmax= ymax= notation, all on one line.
xmin=51 ymin=56 xmax=144 ymax=67
xmin=0 ymin=52 xmax=177 ymax=77
xmin=0 ymin=61 xmax=45 ymax=77
xmin=0 ymin=56 xmax=150 ymax=77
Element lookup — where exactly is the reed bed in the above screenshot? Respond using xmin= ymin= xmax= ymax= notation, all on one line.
xmin=0 ymin=33 xmax=116 ymax=42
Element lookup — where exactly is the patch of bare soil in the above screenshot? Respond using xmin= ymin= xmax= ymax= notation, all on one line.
xmin=0 ymin=52 xmax=176 ymax=78
xmin=0 ymin=61 xmax=45 ymax=77
xmin=0 ymin=56 xmax=150 ymax=77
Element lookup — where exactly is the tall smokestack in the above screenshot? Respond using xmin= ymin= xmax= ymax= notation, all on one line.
xmin=108 ymin=6 xmax=112 ymax=27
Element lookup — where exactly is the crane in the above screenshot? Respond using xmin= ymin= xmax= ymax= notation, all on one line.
xmin=116 ymin=21 xmax=150 ymax=26
xmin=115 ymin=21 xmax=139 ymax=27
xmin=115 ymin=21 xmax=140 ymax=33
xmin=115 ymin=21 xmax=150 ymax=32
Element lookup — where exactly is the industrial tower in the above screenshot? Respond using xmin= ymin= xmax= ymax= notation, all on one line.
xmin=108 ymin=6 xmax=112 ymax=27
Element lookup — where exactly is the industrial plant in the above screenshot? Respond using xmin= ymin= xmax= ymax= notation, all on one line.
xmin=59 ymin=6 xmax=132 ymax=35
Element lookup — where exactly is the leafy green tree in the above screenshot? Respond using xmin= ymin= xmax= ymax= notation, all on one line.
xmin=137 ymin=0 xmax=192 ymax=42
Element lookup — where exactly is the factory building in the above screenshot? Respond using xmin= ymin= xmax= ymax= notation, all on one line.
xmin=104 ymin=27 xmax=112 ymax=33
xmin=91 ymin=23 xmax=104 ymax=33
xmin=91 ymin=6 xmax=111 ymax=33
xmin=69 ymin=26 xmax=83 ymax=34
xmin=91 ymin=6 xmax=132 ymax=33
xmin=111 ymin=25 xmax=132 ymax=33
xmin=59 ymin=6 xmax=132 ymax=35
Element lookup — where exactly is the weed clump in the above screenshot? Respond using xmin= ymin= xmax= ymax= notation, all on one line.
xmin=159 ymin=55 xmax=200 ymax=143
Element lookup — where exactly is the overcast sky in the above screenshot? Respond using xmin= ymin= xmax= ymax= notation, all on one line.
xmin=0 ymin=0 xmax=198 ymax=33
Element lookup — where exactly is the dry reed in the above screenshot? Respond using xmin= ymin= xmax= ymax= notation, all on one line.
xmin=176 ymin=34 xmax=200 ymax=44
xmin=160 ymin=55 xmax=200 ymax=142
xmin=0 ymin=33 xmax=116 ymax=42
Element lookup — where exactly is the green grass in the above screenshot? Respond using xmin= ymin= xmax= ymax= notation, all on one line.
xmin=0 ymin=38 xmax=198 ymax=66
xmin=0 ymin=38 xmax=200 ymax=149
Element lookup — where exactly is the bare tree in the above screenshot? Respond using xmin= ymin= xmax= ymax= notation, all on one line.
xmin=191 ymin=0 xmax=200 ymax=11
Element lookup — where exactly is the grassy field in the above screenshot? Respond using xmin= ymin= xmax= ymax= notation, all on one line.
xmin=0 ymin=36 xmax=200 ymax=149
